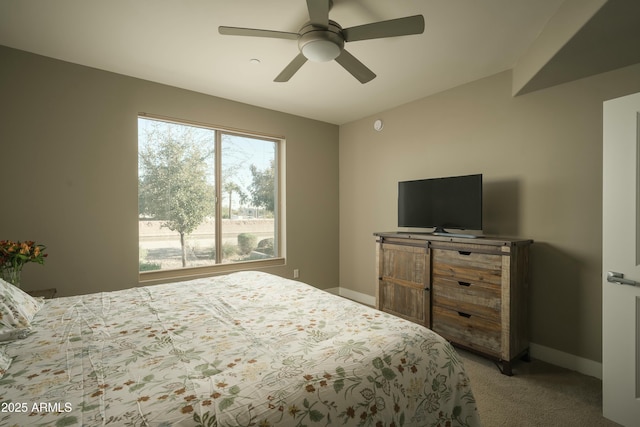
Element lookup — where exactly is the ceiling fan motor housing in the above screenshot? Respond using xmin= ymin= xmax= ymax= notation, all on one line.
xmin=298 ymin=21 xmax=344 ymax=62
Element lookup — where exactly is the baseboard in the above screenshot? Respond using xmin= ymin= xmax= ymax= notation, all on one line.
xmin=529 ymin=343 xmax=602 ymax=379
xmin=325 ymin=287 xmax=602 ymax=379
xmin=324 ymin=287 xmax=376 ymax=307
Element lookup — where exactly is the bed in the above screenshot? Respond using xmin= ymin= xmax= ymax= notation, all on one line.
xmin=1 ymin=271 xmax=480 ymax=426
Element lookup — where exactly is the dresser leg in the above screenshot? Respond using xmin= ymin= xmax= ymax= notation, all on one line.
xmin=496 ymin=348 xmax=530 ymax=375
xmin=497 ymin=360 xmax=514 ymax=376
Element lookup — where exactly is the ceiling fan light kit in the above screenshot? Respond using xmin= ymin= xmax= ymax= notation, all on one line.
xmin=219 ymin=0 xmax=425 ymax=84
xmin=299 ymin=22 xmax=344 ymax=62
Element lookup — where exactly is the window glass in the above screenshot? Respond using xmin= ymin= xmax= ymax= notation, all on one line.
xmin=221 ymin=134 xmax=277 ymax=263
xmin=138 ymin=117 xmax=279 ymax=274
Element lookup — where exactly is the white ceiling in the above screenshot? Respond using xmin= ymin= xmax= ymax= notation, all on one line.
xmin=0 ymin=0 xmax=567 ymax=125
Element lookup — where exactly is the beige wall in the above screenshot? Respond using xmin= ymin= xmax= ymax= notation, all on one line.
xmin=0 ymin=45 xmax=339 ymax=296
xmin=339 ymin=64 xmax=640 ymax=364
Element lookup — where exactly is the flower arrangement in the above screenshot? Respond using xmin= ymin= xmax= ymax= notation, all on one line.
xmin=0 ymin=240 xmax=48 ymax=287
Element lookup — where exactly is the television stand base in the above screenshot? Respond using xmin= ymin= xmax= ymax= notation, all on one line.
xmin=432 ymin=227 xmax=480 ymax=239
xmin=432 ymin=232 xmax=478 ymax=239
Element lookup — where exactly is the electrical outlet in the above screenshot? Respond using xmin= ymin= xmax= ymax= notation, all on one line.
xmin=293 ymin=269 xmax=299 ymax=279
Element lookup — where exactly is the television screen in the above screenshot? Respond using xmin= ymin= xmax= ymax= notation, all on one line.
xmin=398 ymin=174 xmax=482 ymax=232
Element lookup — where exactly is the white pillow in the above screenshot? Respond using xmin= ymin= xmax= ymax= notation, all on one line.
xmin=0 ymin=278 xmax=44 ymax=336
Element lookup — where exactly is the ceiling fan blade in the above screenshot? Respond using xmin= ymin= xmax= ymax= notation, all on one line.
xmin=274 ymin=54 xmax=308 ymax=82
xmin=342 ymin=15 xmax=425 ymax=42
xmin=219 ymin=26 xmax=299 ymax=40
xmin=335 ymin=50 xmax=376 ymax=84
xmin=306 ymin=0 xmax=330 ymax=28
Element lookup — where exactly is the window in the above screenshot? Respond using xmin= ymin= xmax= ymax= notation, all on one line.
xmin=138 ymin=116 xmax=281 ymax=278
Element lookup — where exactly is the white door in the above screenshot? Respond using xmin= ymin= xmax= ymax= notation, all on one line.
xmin=603 ymin=91 xmax=640 ymax=426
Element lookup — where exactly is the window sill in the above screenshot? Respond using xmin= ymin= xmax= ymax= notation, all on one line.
xmin=138 ymin=257 xmax=285 ymax=286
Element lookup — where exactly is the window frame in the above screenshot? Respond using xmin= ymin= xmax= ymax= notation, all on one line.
xmin=137 ymin=113 xmax=285 ymax=284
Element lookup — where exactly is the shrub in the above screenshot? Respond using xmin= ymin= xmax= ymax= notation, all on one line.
xmin=237 ymin=233 xmax=257 ymax=255
xmin=210 ymin=242 xmax=238 ymax=260
xmin=223 ymin=242 xmax=237 ymax=258
xmin=139 ymin=261 xmax=162 ymax=271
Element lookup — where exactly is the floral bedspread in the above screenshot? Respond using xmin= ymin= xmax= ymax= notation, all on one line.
xmin=0 ymin=271 xmax=480 ymax=426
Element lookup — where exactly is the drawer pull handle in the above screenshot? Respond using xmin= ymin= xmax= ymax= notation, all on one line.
xmin=458 ymin=312 xmax=471 ymax=318
xmin=458 ymin=281 xmax=471 ymax=287
xmin=458 ymin=251 xmax=471 ymax=256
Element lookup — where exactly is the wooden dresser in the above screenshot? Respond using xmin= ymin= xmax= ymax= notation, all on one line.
xmin=375 ymin=232 xmax=532 ymax=375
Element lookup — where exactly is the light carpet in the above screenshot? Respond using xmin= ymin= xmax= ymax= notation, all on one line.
xmin=458 ymin=349 xmax=622 ymax=427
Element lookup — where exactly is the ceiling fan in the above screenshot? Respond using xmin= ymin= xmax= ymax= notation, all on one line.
xmin=218 ymin=0 xmax=425 ymax=84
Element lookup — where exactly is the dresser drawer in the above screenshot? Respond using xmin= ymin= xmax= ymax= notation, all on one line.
xmin=432 ymin=277 xmax=501 ymax=322
xmin=432 ymin=305 xmax=501 ymax=357
xmin=432 ymin=248 xmax=502 ymax=285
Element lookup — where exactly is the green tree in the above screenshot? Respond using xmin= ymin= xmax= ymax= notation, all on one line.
xmin=248 ymin=159 xmax=275 ymax=215
xmin=139 ymin=123 xmax=214 ymax=267
xmin=223 ymin=181 xmax=246 ymax=219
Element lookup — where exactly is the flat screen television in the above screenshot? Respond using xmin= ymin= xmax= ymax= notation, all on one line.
xmin=398 ymin=174 xmax=482 ymax=236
